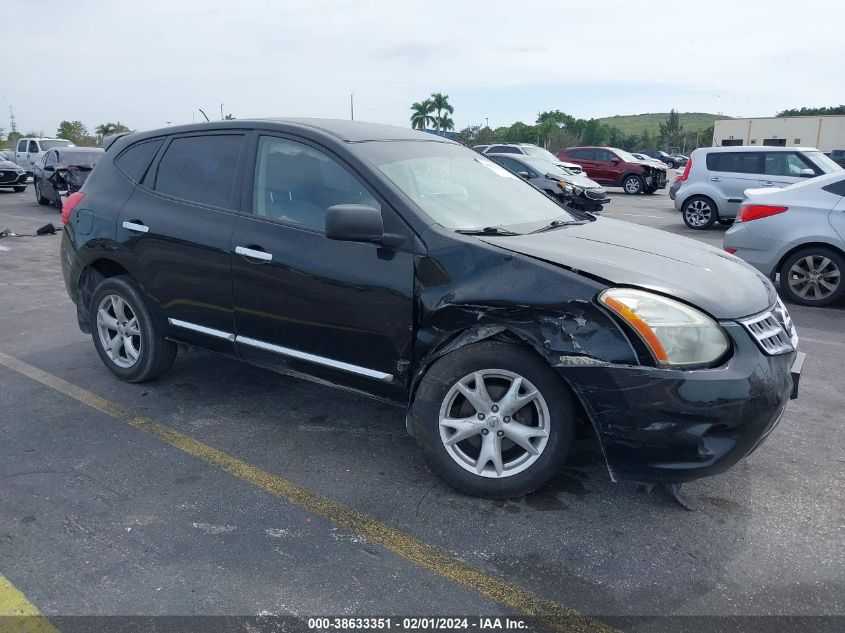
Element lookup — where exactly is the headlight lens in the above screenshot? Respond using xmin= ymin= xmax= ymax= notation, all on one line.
xmin=557 ymin=180 xmax=573 ymax=193
xmin=599 ymin=288 xmax=729 ymax=367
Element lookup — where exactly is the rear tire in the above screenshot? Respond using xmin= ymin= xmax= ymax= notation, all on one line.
xmin=717 ymin=218 xmax=735 ymax=226
xmin=622 ymin=175 xmax=644 ymax=195
xmin=779 ymin=247 xmax=844 ymax=307
xmin=89 ymin=276 xmax=177 ymax=382
xmin=411 ymin=340 xmax=574 ymax=498
xmin=682 ymin=196 xmax=718 ymax=229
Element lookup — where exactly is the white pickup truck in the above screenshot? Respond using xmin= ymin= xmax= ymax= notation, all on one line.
xmin=14 ymin=137 xmax=75 ymax=175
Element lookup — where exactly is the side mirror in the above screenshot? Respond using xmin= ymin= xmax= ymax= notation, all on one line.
xmin=799 ymin=168 xmax=815 ymax=178
xmin=610 ymin=157 xmax=621 ymax=164
xmin=325 ymin=204 xmax=385 ymax=244
xmin=516 ymin=171 xmax=531 ymax=179
xmin=43 ymin=165 xmax=54 ymax=171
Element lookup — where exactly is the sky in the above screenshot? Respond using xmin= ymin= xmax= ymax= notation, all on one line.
xmin=4 ymin=0 xmax=844 ymax=137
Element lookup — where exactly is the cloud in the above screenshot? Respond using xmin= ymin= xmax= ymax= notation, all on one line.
xmin=4 ymin=0 xmax=843 ymax=135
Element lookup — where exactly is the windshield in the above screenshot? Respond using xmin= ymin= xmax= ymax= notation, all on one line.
xmin=521 ymin=146 xmax=560 ymax=162
xmin=517 ymin=156 xmax=572 ymax=178
xmin=358 ymin=141 xmax=577 ymax=231
xmin=41 ymin=140 xmax=74 ymax=150
xmin=804 ymin=151 xmax=843 ymax=174
xmin=613 ymin=148 xmax=641 ymax=162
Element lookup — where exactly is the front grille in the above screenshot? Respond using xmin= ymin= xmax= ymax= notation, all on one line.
xmin=585 ymin=188 xmax=606 ymax=200
xmin=0 ymin=170 xmax=21 ymax=185
xmin=740 ymin=299 xmax=798 ymax=355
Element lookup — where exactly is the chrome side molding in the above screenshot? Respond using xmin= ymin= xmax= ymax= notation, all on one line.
xmin=166 ymin=319 xmax=392 ymax=381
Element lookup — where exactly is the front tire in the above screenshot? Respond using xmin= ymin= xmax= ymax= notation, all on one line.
xmin=682 ymin=196 xmax=718 ymax=229
xmin=622 ymin=175 xmax=644 ymax=195
xmin=13 ymin=185 xmax=26 ymax=193
xmin=89 ymin=276 xmax=177 ymax=382
xmin=411 ymin=340 xmax=574 ymax=498
xmin=779 ymin=247 xmax=844 ymax=307
xmin=34 ymin=179 xmax=50 ymax=205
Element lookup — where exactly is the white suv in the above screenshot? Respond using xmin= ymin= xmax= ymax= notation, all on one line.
xmin=14 ymin=137 xmax=75 ymax=175
xmin=671 ymin=146 xmax=842 ymax=229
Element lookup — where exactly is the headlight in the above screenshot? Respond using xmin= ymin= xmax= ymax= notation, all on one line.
xmin=599 ymin=288 xmax=729 ymax=367
xmin=557 ymin=180 xmax=573 ymax=193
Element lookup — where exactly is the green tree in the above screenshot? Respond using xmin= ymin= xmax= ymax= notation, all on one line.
xmin=57 ymin=120 xmax=90 ymax=145
xmin=410 ymin=99 xmax=435 ymax=132
xmin=658 ymin=109 xmax=685 ymax=150
xmin=435 ymin=113 xmax=454 ymax=133
xmin=639 ymin=128 xmax=654 ymax=151
xmin=429 ymin=92 xmax=454 ymax=134
xmin=95 ymin=122 xmax=131 ymax=138
xmin=580 ymin=119 xmax=608 ymax=145
xmin=777 ymin=105 xmax=845 ymax=117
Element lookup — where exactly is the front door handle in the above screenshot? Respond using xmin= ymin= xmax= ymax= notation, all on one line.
xmin=122 ymin=221 xmax=149 ymax=233
xmin=710 ymin=177 xmax=721 ymax=182
xmin=235 ymin=245 xmax=273 ymax=262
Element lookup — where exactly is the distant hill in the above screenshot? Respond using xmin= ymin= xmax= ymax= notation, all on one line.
xmin=597 ymin=112 xmax=730 ymax=136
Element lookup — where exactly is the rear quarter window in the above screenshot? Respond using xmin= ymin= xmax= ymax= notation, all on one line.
xmin=115 ymin=139 xmax=164 ymax=183
xmin=822 ymin=178 xmax=845 ymax=196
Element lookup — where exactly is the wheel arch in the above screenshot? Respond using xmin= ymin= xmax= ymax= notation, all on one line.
xmin=680 ymin=192 xmax=718 ymax=213
xmin=74 ymin=258 xmax=132 ymax=333
xmin=774 ymin=241 xmax=845 ymax=279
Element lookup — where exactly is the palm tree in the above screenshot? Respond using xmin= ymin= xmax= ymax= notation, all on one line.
xmin=429 ymin=93 xmax=454 ymax=134
xmin=410 ymin=100 xmax=435 ymax=132
xmin=435 ymin=114 xmax=454 ymax=133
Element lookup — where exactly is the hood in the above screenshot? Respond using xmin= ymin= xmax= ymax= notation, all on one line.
xmin=558 ymin=172 xmax=602 ymax=189
xmin=0 ymin=160 xmax=21 ymax=169
xmin=481 ymin=217 xmax=776 ymax=319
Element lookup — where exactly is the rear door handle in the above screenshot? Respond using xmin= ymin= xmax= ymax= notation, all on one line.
xmin=710 ymin=177 xmax=721 ymax=182
xmin=122 ymin=221 xmax=149 ymax=233
xmin=235 ymin=245 xmax=273 ymax=262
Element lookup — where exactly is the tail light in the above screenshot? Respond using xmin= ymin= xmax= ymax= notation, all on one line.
xmin=61 ymin=192 xmax=85 ymax=225
xmin=738 ymin=204 xmax=788 ymax=222
xmin=724 ymin=247 xmax=737 ymax=254
xmin=674 ymin=157 xmax=693 ymax=183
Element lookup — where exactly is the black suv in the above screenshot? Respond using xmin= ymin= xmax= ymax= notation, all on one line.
xmin=61 ymin=119 xmax=802 ymax=498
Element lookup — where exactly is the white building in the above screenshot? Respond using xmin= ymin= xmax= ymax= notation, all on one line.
xmin=712 ymin=115 xmax=845 ymax=152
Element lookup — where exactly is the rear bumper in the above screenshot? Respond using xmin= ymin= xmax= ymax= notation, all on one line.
xmin=722 ymin=223 xmax=787 ymax=278
xmin=557 ymin=322 xmax=797 ymax=483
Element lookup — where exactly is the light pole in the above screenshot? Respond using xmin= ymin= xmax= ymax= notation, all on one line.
xmin=485 ymin=117 xmax=489 ymax=128
xmin=350 ymin=93 xmax=354 ymax=121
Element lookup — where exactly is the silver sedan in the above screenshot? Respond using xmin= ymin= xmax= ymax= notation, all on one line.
xmin=723 ymin=171 xmax=845 ymax=306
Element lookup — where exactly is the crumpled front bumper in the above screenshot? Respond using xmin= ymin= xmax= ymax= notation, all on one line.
xmin=556 ymin=322 xmax=799 ymax=483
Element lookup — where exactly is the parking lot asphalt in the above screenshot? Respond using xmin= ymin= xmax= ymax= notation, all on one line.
xmin=0 ymin=180 xmax=842 ymax=631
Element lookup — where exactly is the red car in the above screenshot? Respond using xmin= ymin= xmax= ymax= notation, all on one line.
xmin=557 ymin=146 xmax=667 ymax=195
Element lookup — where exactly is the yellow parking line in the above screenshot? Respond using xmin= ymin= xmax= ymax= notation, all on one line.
xmin=0 ymin=351 xmax=616 ymax=633
xmin=0 ymin=574 xmax=59 ymax=632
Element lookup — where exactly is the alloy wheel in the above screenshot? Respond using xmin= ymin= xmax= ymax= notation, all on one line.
xmin=438 ymin=370 xmax=550 ymax=478
xmin=787 ymin=255 xmax=841 ymax=302
xmin=624 ymin=177 xmax=642 ymax=194
xmin=96 ymin=294 xmax=142 ymax=368
xmin=685 ymin=200 xmax=712 ymax=227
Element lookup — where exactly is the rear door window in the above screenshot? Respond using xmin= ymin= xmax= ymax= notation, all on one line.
xmin=154 ymin=134 xmax=244 ymax=209
xmin=706 ymin=152 xmax=763 ymax=174
xmin=115 ymin=138 xmax=164 ymax=183
xmin=569 ymin=149 xmax=594 ymax=160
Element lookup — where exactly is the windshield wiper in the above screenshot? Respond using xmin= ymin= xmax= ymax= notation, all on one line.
xmin=455 ymin=226 xmax=521 ymax=236
xmin=529 ymin=219 xmax=587 ymax=234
